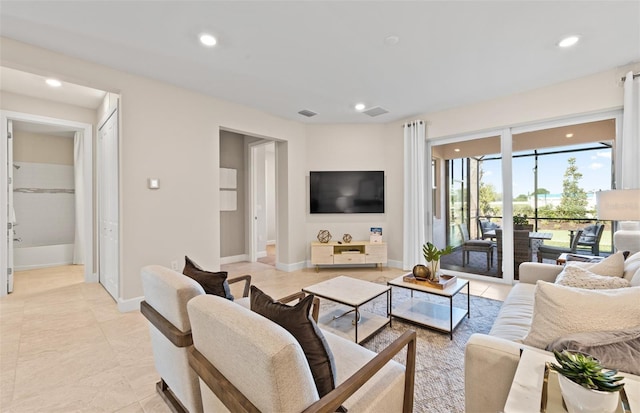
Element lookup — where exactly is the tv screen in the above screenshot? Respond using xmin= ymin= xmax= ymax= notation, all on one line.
xmin=310 ymin=171 xmax=385 ymax=214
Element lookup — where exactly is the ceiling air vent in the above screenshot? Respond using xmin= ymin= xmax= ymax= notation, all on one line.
xmin=363 ymin=106 xmax=389 ymax=117
xmin=298 ymin=109 xmax=317 ymax=117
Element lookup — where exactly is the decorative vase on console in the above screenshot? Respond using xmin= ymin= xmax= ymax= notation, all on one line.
xmin=421 ymin=242 xmax=453 ymax=282
xmin=317 ymin=230 xmax=332 ymax=243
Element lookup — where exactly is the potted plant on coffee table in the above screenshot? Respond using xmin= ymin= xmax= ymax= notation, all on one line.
xmin=420 ymin=242 xmax=453 ymax=282
xmin=550 ymin=349 xmax=624 ymax=413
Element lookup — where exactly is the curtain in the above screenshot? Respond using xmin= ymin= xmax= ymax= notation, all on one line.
xmin=621 ymin=71 xmax=640 ymax=189
xmin=403 ymin=120 xmax=426 ymax=270
xmin=73 ymin=131 xmax=84 ymax=264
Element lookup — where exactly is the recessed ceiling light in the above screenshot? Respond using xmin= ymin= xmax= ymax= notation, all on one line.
xmin=45 ymin=78 xmax=61 ymax=87
xmin=384 ymin=35 xmax=400 ymax=45
xmin=454 ymin=148 xmax=461 ymax=152
xmin=558 ymin=35 xmax=580 ymax=48
xmin=565 ymin=133 xmax=574 ymax=138
xmin=354 ymin=103 xmax=366 ymax=111
xmin=199 ymin=33 xmax=217 ymax=47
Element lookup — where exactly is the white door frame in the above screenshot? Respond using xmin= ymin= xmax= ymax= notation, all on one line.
xmin=0 ymin=110 xmax=94 ymax=296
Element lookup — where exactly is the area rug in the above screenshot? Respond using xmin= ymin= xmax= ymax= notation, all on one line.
xmin=320 ymin=286 xmax=502 ymax=413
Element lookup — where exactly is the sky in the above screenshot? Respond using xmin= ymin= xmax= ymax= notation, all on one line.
xmin=481 ymin=144 xmax=612 ymax=197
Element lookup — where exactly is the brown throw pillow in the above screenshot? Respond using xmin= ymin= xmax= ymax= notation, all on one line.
xmin=250 ymin=286 xmax=337 ymax=399
xmin=183 ymin=256 xmax=233 ymax=300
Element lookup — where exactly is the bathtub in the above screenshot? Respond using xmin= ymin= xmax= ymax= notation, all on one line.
xmin=14 ymin=243 xmax=74 ymax=271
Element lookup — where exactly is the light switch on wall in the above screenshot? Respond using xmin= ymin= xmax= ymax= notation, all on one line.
xmin=148 ymin=178 xmax=160 ymax=189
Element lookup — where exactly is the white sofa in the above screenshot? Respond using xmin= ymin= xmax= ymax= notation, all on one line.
xmin=465 ymin=252 xmax=640 ymax=413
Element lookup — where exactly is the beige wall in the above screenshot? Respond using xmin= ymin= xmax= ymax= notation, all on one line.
xmin=2 ymin=35 xmax=636 ymax=302
xmin=1 ymin=37 xmax=306 ymax=302
xmin=304 ymin=123 xmax=404 ymax=263
xmin=393 ymin=66 xmax=637 ymax=138
xmin=13 ymin=131 xmax=74 ymax=165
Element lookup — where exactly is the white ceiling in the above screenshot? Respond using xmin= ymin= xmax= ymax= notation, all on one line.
xmin=1 ymin=1 xmax=639 ymax=123
xmin=0 ymin=67 xmax=106 ymax=109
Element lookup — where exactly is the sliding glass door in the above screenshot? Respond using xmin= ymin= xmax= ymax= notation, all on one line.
xmin=429 ymin=112 xmax=619 ymax=283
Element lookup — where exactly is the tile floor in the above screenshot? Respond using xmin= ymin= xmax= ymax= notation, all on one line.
xmin=0 ymin=262 xmax=512 ymax=412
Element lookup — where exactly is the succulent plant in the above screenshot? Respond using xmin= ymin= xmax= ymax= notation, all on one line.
xmin=550 ymin=350 xmax=625 ymax=392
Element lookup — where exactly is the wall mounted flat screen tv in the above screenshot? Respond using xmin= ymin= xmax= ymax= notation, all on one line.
xmin=310 ymin=171 xmax=385 ymax=214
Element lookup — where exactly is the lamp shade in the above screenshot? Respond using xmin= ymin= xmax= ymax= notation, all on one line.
xmin=596 ymin=189 xmax=640 ymax=221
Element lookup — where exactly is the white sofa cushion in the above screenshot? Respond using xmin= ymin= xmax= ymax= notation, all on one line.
xmin=523 ymin=281 xmax=640 ymax=349
xmin=489 ymin=283 xmax=536 ymax=342
xmin=567 ymin=251 xmax=625 ymax=277
xmin=555 ymin=265 xmax=631 ymax=289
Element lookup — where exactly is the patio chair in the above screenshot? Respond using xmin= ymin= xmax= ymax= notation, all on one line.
xmin=495 ymin=229 xmax=531 ymax=279
xmin=573 ymin=223 xmax=605 ymax=256
xmin=537 ymin=230 xmax=584 ymax=263
xmin=477 ymin=217 xmax=500 ymax=240
xmin=459 ymin=224 xmax=494 ymax=270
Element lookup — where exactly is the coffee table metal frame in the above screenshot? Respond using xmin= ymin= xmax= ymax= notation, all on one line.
xmin=387 ymin=274 xmax=470 ymax=339
xmin=302 ymin=275 xmax=391 ymax=344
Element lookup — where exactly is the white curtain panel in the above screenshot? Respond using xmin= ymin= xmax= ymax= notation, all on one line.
xmin=622 ymin=71 xmax=640 ymax=189
xmin=73 ymin=131 xmax=84 ymax=264
xmin=403 ymin=120 xmax=426 ymax=270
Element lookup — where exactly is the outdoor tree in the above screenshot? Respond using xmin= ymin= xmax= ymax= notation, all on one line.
xmin=556 ymin=157 xmax=588 ymax=219
xmin=479 ymin=182 xmax=499 ymax=216
xmin=514 ymin=194 xmax=528 ymax=201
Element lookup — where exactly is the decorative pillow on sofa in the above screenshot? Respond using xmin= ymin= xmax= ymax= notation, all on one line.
xmin=555 ymin=265 xmax=631 ymax=289
xmin=523 ymin=281 xmax=640 ymax=349
xmin=546 ymin=326 xmax=640 ymax=375
xmin=566 ymin=251 xmax=625 ymax=277
xmin=250 ymin=286 xmax=338 ymax=400
xmin=183 ymin=256 xmax=234 ymax=300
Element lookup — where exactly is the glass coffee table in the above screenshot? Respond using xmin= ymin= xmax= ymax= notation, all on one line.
xmin=387 ymin=274 xmax=469 ymax=339
xmin=302 ymin=275 xmax=390 ymax=344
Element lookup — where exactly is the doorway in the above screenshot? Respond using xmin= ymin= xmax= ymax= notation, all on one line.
xmin=250 ymin=141 xmax=277 ymax=267
xmin=1 ymin=111 xmax=94 ymax=295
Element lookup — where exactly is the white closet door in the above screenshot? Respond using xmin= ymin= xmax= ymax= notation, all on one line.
xmin=7 ymin=120 xmax=14 ymax=293
xmin=98 ymin=111 xmax=119 ymax=300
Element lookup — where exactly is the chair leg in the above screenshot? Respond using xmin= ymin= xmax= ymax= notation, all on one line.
xmin=156 ymin=379 xmax=188 ymax=413
xmin=486 ymin=251 xmax=490 ymax=271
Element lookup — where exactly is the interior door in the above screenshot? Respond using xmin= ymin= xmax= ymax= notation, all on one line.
xmin=98 ymin=110 xmax=119 ymax=300
xmin=6 ymin=120 xmax=14 ymax=293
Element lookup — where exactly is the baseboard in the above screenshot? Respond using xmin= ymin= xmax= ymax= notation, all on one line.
xmin=220 ymin=254 xmax=249 ymax=264
xmin=118 ymin=295 xmax=144 ymax=313
xmin=276 ymin=261 xmax=305 ymax=272
xmin=14 ymin=261 xmax=72 ymax=271
xmin=305 ymin=260 xmax=402 ymax=270
xmin=86 ymin=272 xmax=98 ymax=283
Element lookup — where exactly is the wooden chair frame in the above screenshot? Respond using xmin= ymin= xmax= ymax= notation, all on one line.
xmin=188 ymin=330 xmax=417 ymax=413
xmin=141 ymin=273 xmax=252 ymax=413
xmin=140 ymin=275 xmax=319 ymax=413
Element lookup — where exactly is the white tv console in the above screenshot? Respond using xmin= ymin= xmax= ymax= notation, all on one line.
xmin=310 ymin=241 xmax=387 ymax=272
